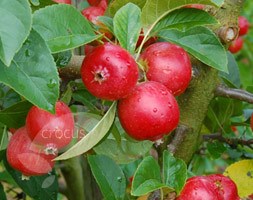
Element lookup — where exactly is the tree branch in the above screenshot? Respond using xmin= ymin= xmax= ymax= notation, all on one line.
xmin=203 ymin=133 xmax=253 ymax=149
xmin=58 ymin=55 xmax=84 ymax=80
xmin=165 ymin=0 xmax=244 ymax=164
xmin=167 ymin=125 xmax=193 ymax=154
xmin=215 ymin=85 xmax=253 ymax=104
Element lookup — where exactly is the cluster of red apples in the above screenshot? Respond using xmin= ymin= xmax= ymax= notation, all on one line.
xmin=229 ymin=16 xmax=250 ymax=54
xmin=77 ymin=0 xmax=192 ymax=141
xmin=7 ymin=101 xmax=74 ymax=176
xmin=81 ymin=42 xmax=191 ymax=141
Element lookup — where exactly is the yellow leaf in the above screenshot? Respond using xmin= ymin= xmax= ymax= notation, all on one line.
xmin=224 ymin=159 xmax=253 ymax=198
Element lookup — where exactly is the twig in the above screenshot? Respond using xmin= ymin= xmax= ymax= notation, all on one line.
xmin=167 ymin=125 xmax=193 ymax=154
xmin=215 ymin=85 xmax=253 ymax=104
xmin=58 ymin=55 xmax=84 ymax=80
xmin=203 ymin=133 xmax=253 ymax=149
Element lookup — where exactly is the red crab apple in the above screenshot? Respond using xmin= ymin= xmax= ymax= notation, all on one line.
xmin=7 ymin=127 xmax=56 ymax=176
xmin=26 ymin=101 xmax=74 ymax=153
xmin=87 ymin=0 xmax=107 ymax=8
xmin=81 ymin=43 xmax=139 ymax=101
xmin=87 ymin=0 xmax=101 ymax=6
xmin=177 ymin=176 xmax=222 ymax=200
xmin=228 ymin=37 xmax=243 ymax=54
xmin=208 ymin=174 xmax=240 ymax=200
xmin=53 ymin=0 xmax=71 ymax=4
xmin=81 ymin=6 xmax=105 ymax=24
xmin=82 ymin=4 xmax=112 ymax=44
xmin=238 ymin=16 xmax=250 ymax=36
xmin=97 ymin=0 xmax=108 ymax=10
xmin=140 ymin=42 xmax=192 ymax=96
xmin=118 ymin=81 xmax=180 ymax=141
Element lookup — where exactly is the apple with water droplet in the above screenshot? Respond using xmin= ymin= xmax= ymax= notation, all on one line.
xmin=118 ymin=81 xmax=179 ymax=141
xmin=81 ymin=43 xmax=139 ymax=100
xmin=208 ymin=174 xmax=240 ymax=200
xmin=139 ymin=42 xmax=192 ymax=96
xmin=26 ymin=101 xmax=75 ymax=154
xmin=177 ymin=176 xmax=222 ymax=200
xmin=7 ymin=127 xmax=56 ymax=176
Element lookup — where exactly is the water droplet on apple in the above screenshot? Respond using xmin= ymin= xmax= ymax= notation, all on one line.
xmin=106 ymin=57 xmax=110 ymax=61
xmin=153 ymin=108 xmax=158 ymax=113
xmin=161 ymin=89 xmax=168 ymax=95
xmin=153 ymin=51 xmax=161 ymax=56
xmin=116 ymin=53 xmax=121 ymax=58
xmin=162 ymin=68 xmax=171 ymax=74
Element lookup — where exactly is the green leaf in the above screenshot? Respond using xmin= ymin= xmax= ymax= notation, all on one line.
xmin=0 ymin=101 xmax=32 ymax=128
xmin=219 ymin=52 xmax=241 ymax=88
xmin=207 ymin=141 xmax=226 ymax=159
xmin=72 ymin=89 xmax=100 ymax=114
xmin=153 ymin=8 xmax=218 ymax=33
xmin=113 ymin=3 xmax=141 ymax=54
xmin=109 ymin=0 xmax=146 ymax=16
xmin=131 ymin=156 xmax=173 ymax=196
xmin=3 ymin=152 xmax=58 ymax=200
xmin=158 ymin=26 xmax=228 ymax=72
xmin=94 ymin=134 xmax=153 ymax=164
xmin=93 ymin=118 xmax=153 ymax=164
xmin=0 ymin=182 xmax=6 ymax=200
xmin=0 ymin=0 xmax=32 ymax=66
xmin=0 ymin=30 xmax=59 ymax=113
xmin=141 ymin=0 xmax=221 ymax=27
xmin=60 ymin=84 xmax=72 ymax=105
xmin=0 ymin=84 xmax=21 ymax=109
xmin=53 ymin=50 xmax=72 ymax=67
xmin=205 ymin=97 xmax=242 ymax=133
xmin=30 ymin=0 xmax=57 ymax=11
xmin=33 ymin=4 xmax=99 ymax=53
xmin=54 ymin=102 xmax=117 ymax=160
xmin=0 ymin=163 xmax=17 ymax=185
xmin=162 ymin=151 xmax=187 ymax=194
xmin=88 ymin=155 xmax=126 ymax=200
xmin=98 ymin=16 xmax=114 ymax=34
xmin=0 ymin=125 xmax=8 ymax=151
xmin=0 ymin=150 xmax=5 ymax=162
